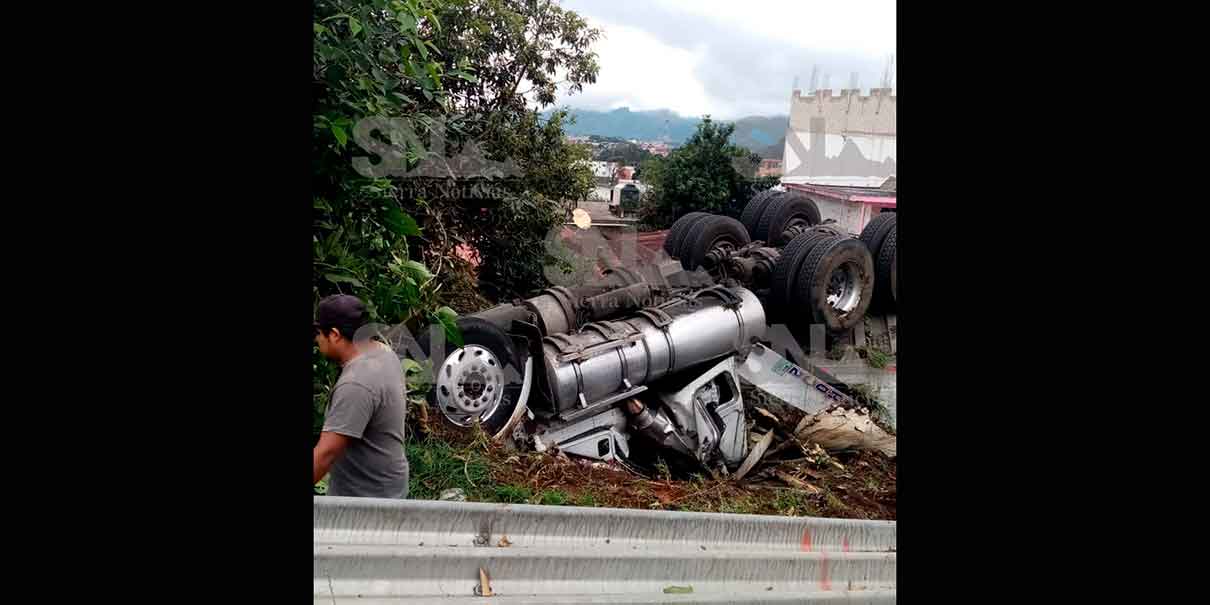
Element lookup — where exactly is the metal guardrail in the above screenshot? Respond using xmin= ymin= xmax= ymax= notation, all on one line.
xmin=315 ymin=497 xmax=896 ymax=603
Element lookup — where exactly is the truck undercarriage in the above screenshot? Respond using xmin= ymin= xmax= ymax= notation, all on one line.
xmin=396 ymin=193 xmax=897 ymax=477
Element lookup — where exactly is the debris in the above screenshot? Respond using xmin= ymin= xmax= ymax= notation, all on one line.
xmin=497 ymin=535 xmax=512 ymax=547
xmin=766 ymin=414 xmax=817 ymax=458
xmin=797 ymin=466 xmax=824 ymax=480
xmin=663 ymin=585 xmax=694 ymax=594
xmin=733 ymin=430 xmax=775 ymax=480
xmin=795 ymin=408 xmax=896 ymax=457
xmin=439 ymin=488 xmax=466 ymax=502
xmin=476 ymin=568 xmax=493 ymax=597
xmin=773 ymin=470 xmax=820 ymax=494
xmin=753 ymin=407 xmax=782 ymax=426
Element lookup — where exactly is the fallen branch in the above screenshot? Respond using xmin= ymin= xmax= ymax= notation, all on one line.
xmin=797 ymin=407 xmax=896 ymax=457
xmin=766 ymin=414 xmax=817 ymax=458
xmin=773 ymin=470 xmax=820 ymax=494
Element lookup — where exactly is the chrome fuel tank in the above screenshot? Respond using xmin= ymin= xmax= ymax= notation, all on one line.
xmin=540 ymin=286 xmax=766 ymax=415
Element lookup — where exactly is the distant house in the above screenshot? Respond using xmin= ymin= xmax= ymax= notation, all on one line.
xmin=756 ymin=158 xmax=783 ymax=177
xmin=578 ymin=160 xmax=619 ymax=186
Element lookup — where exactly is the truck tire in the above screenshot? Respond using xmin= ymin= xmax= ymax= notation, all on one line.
xmin=793 ymin=236 xmax=875 ymax=333
xmin=681 ymin=215 xmax=750 ymax=271
xmin=771 ymin=230 xmax=835 ymax=311
xmin=740 ymin=189 xmax=782 ymax=236
xmin=754 ymin=192 xmax=821 ymax=246
xmin=858 ymin=212 xmax=896 ymax=259
xmin=875 ymin=228 xmax=897 ymax=310
xmin=664 ymin=212 xmax=710 ymax=258
xmin=417 ymin=316 xmax=522 ymax=435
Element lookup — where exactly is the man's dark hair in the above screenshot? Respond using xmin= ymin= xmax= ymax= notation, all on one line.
xmin=314 ymin=294 xmax=370 ymax=341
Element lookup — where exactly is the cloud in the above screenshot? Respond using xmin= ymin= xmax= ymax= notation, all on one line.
xmin=552 ymin=0 xmax=896 ymax=119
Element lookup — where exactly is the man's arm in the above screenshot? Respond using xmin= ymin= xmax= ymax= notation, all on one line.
xmin=314 ymin=431 xmax=352 ymax=484
xmin=315 ymin=382 xmax=374 ymax=485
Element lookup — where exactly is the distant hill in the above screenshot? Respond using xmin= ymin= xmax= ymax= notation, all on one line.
xmin=546 ymin=107 xmax=787 ymax=157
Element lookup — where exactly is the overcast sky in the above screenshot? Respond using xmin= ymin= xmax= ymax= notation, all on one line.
xmin=547 ymin=0 xmax=896 ymax=120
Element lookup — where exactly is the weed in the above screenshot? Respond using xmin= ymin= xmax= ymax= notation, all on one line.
xmin=538 ymin=489 xmax=569 ymax=506
xmin=864 ymin=476 xmax=881 ymax=492
xmin=823 ymin=489 xmax=848 ymax=512
xmin=655 ymin=458 xmax=672 ymax=481
xmin=862 ymin=347 xmax=891 ymax=369
xmin=492 ymin=484 xmax=533 ymax=503
xmin=573 ymin=492 xmax=599 ymax=507
xmin=717 ymin=495 xmax=760 ymax=515
xmin=406 ymin=438 xmax=490 ymax=500
xmin=773 ymin=490 xmax=813 ymax=516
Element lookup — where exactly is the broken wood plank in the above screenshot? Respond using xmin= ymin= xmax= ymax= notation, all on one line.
xmin=734 ymin=430 xmax=775 ymax=480
xmin=773 ymin=470 xmax=820 ymax=494
xmin=853 ymin=316 xmax=867 ymax=349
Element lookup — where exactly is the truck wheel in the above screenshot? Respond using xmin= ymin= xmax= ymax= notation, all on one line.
xmin=771 ymin=230 xmax=835 ymax=311
xmin=740 ymin=189 xmax=781 ymax=236
xmin=681 ymin=215 xmax=750 ymax=271
xmin=793 ymin=236 xmax=875 ymax=333
xmin=664 ymin=212 xmax=710 ymax=258
xmin=754 ymin=192 xmax=821 ymax=246
xmin=417 ymin=316 xmax=522 ymax=435
xmin=807 ymin=223 xmax=848 ymax=239
xmin=875 ymin=228 xmax=897 ymax=310
xmin=858 ymin=212 xmax=897 ymax=258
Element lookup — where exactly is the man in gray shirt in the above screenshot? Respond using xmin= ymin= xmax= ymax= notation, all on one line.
xmin=313 ymin=294 xmax=409 ymax=498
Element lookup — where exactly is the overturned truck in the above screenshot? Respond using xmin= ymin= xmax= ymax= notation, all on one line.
xmin=401 ymin=190 xmax=898 ymax=475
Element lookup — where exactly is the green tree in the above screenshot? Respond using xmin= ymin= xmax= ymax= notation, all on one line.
xmin=406 ymin=0 xmax=601 ymax=300
xmin=638 ymin=117 xmax=774 ymax=229
xmin=593 ymin=141 xmax=653 ymax=167
xmin=313 ymin=0 xmax=461 ymax=438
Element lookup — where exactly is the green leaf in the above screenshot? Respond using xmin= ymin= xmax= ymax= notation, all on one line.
xmin=436 ymin=305 xmax=458 ymax=323
xmin=324 ymin=273 xmax=364 ymax=288
xmin=382 ymin=204 xmax=421 ymax=236
xmin=401 ymin=259 xmax=432 ymax=281
xmin=401 ymin=357 xmax=422 ymax=375
xmin=425 ymin=63 xmax=442 ymax=88
xmin=330 ymin=124 xmax=348 ymax=147
xmin=348 ymin=17 xmax=363 ymax=36
xmin=433 ymin=310 xmax=463 ymax=348
xmin=397 ymin=12 xmax=417 ymax=31
xmin=313 ymin=23 xmax=327 ymax=35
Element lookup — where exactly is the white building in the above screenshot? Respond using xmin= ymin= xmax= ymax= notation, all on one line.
xmin=781 ymin=88 xmax=896 ymax=188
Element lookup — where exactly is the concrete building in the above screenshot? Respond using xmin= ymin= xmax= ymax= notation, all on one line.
xmin=781 ymin=88 xmax=896 ymax=188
